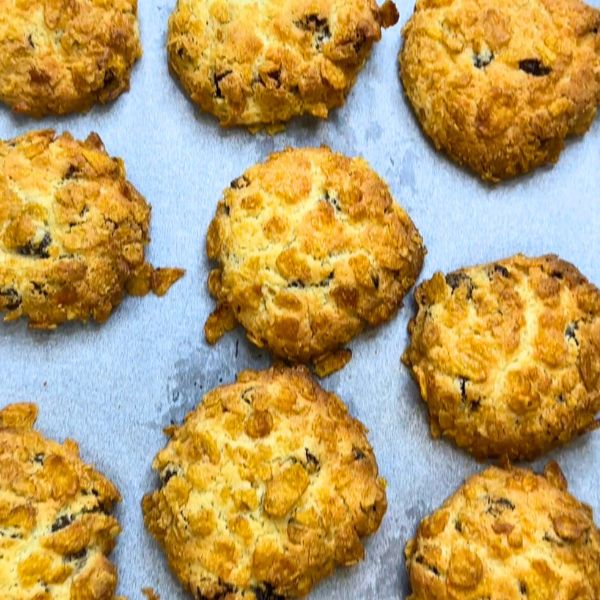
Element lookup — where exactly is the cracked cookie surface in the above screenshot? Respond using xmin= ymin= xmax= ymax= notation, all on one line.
xmin=168 ymin=0 xmax=398 ymax=128
xmin=0 ymin=129 xmax=184 ymax=329
xmin=399 ymin=0 xmax=600 ymax=181
xmin=0 ymin=403 xmax=124 ymax=600
xmin=405 ymin=462 xmax=600 ymax=600
xmin=403 ymin=254 xmax=600 ymax=460
xmin=142 ymin=366 xmax=387 ymax=599
xmin=0 ymin=0 xmax=141 ymax=116
xmin=205 ymin=147 xmax=425 ymax=375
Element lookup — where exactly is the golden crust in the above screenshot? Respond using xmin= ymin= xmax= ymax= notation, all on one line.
xmin=405 ymin=462 xmax=600 ymax=600
xmin=0 ymin=0 xmax=141 ymax=117
xmin=0 ymin=403 xmax=123 ymax=600
xmin=142 ymin=366 xmax=387 ymax=599
xmin=168 ymin=0 xmax=399 ymax=128
xmin=399 ymin=0 xmax=600 ymax=182
xmin=0 ymin=130 xmax=184 ymax=329
xmin=403 ymin=254 xmax=600 ymax=460
xmin=205 ymin=147 xmax=425 ymax=373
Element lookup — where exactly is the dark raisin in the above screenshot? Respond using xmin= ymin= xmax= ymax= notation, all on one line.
xmin=161 ymin=467 xmax=178 ymax=484
xmin=557 ymin=394 xmax=566 ymax=403
xmin=371 ymin=274 xmax=380 ymax=290
xmin=519 ymin=581 xmax=528 ymax=595
xmin=550 ymin=270 xmax=563 ymax=279
xmin=252 ymin=583 xmax=285 ymax=600
xmin=305 ymin=448 xmax=320 ymax=472
xmin=458 ymin=377 xmax=468 ymax=402
xmin=0 ymin=288 xmax=22 ymax=310
xmin=265 ymin=69 xmax=281 ymax=87
xmin=27 ymin=34 xmax=35 ymax=48
xmin=318 ymin=272 xmax=334 ymax=287
xmin=64 ymin=164 xmax=79 ymax=179
xmin=519 ymin=58 xmax=552 ymax=76
xmin=469 ymin=399 xmax=481 ymax=412
xmin=176 ymin=46 xmax=186 ymax=59
xmin=352 ymin=446 xmax=366 ymax=461
xmin=213 ymin=71 xmax=232 ymax=99
xmin=323 ymin=190 xmax=341 ymax=211
xmin=445 ymin=272 xmax=474 ymax=299
xmin=51 ymin=514 xmax=74 ymax=532
xmin=486 ymin=497 xmax=515 ymax=517
xmin=454 ymin=519 xmax=463 ymax=532
xmin=565 ymin=322 xmax=579 ymax=344
xmin=33 ymin=453 xmax=45 ymax=464
xmin=241 ymin=387 xmax=254 ymax=404
xmin=18 ymin=232 xmax=52 ymax=259
xmin=65 ymin=548 xmax=87 ymax=561
xmin=473 ymin=50 xmax=494 ymax=69
xmin=414 ymin=554 xmax=440 ymax=576
xmin=295 ymin=14 xmax=331 ymax=49
xmin=492 ymin=264 xmax=509 ymax=277
xmin=103 ymin=69 xmax=116 ymax=88
xmin=288 ymin=280 xmax=304 ymax=289
xmin=230 ymin=175 xmax=249 ymax=189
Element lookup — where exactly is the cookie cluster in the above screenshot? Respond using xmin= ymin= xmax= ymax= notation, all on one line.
xmin=0 ymin=0 xmax=598 ymax=598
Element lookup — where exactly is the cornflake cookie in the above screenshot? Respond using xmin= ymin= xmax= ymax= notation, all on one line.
xmin=0 ymin=403 xmax=124 ymax=600
xmin=403 ymin=254 xmax=600 ymax=460
xmin=400 ymin=0 xmax=600 ymax=181
xmin=205 ymin=147 xmax=425 ymax=377
xmin=142 ymin=366 xmax=387 ymax=599
xmin=168 ymin=0 xmax=399 ymax=128
xmin=0 ymin=130 xmax=184 ymax=329
xmin=0 ymin=0 xmax=141 ymax=117
xmin=405 ymin=462 xmax=600 ymax=600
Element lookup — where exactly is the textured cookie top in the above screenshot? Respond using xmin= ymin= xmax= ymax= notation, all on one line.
xmin=403 ymin=254 xmax=600 ymax=460
xmin=142 ymin=366 xmax=387 ymax=599
xmin=400 ymin=0 xmax=600 ymax=181
xmin=0 ymin=130 xmax=184 ymax=329
xmin=205 ymin=147 xmax=425 ymax=375
xmin=0 ymin=403 xmax=123 ymax=600
xmin=405 ymin=463 xmax=600 ymax=600
xmin=168 ymin=0 xmax=398 ymax=127
xmin=0 ymin=0 xmax=141 ymax=116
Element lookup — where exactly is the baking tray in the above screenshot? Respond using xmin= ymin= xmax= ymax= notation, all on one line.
xmin=1 ymin=1 xmax=599 ymax=598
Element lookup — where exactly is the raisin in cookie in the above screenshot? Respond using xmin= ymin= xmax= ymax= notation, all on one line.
xmin=0 ymin=130 xmax=184 ymax=329
xmin=400 ymin=0 xmax=600 ymax=182
xmin=0 ymin=403 xmax=124 ymax=600
xmin=142 ymin=366 xmax=387 ymax=599
xmin=205 ymin=147 xmax=425 ymax=376
xmin=168 ymin=0 xmax=398 ymax=128
xmin=0 ymin=0 xmax=141 ymax=117
xmin=405 ymin=462 xmax=600 ymax=600
xmin=403 ymin=254 xmax=600 ymax=460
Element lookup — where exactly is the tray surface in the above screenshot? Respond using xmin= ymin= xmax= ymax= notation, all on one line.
xmin=1 ymin=1 xmax=599 ymax=598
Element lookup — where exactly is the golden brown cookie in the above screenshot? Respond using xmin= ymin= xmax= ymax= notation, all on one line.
xmin=0 ymin=403 xmax=124 ymax=600
xmin=405 ymin=462 xmax=600 ymax=600
xmin=0 ymin=129 xmax=184 ymax=329
xmin=142 ymin=366 xmax=387 ymax=599
xmin=0 ymin=0 xmax=141 ymax=117
xmin=168 ymin=0 xmax=399 ymax=128
xmin=205 ymin=147 xmax=425 ymax=376
xmin=399 ymin=0 xmax=600 ymax=182
xmin=403 ymin=254 xmax=600 ymax=460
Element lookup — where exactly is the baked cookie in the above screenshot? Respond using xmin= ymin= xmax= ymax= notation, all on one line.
xmin=142 ymin=366 xmax=387 ymax=599
xmin=0 ymin=130 xmax=184 ymax=329
xmin=168 ymin=0 xmax=399 ymax=128
xmin=0 ymin=0 xmax=141 ymax=117
xmin=403 ymin=254 xmax=600 ymax=460
xmin=205 ymin=147 xmax=425 ymax=376
xmin=399 ymin=0 xmax=600 ymax=182
xmin=0 ymin=402 xmax=124 ymax=600
xmin=405 ymin=462 xmax=600 ymax=600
